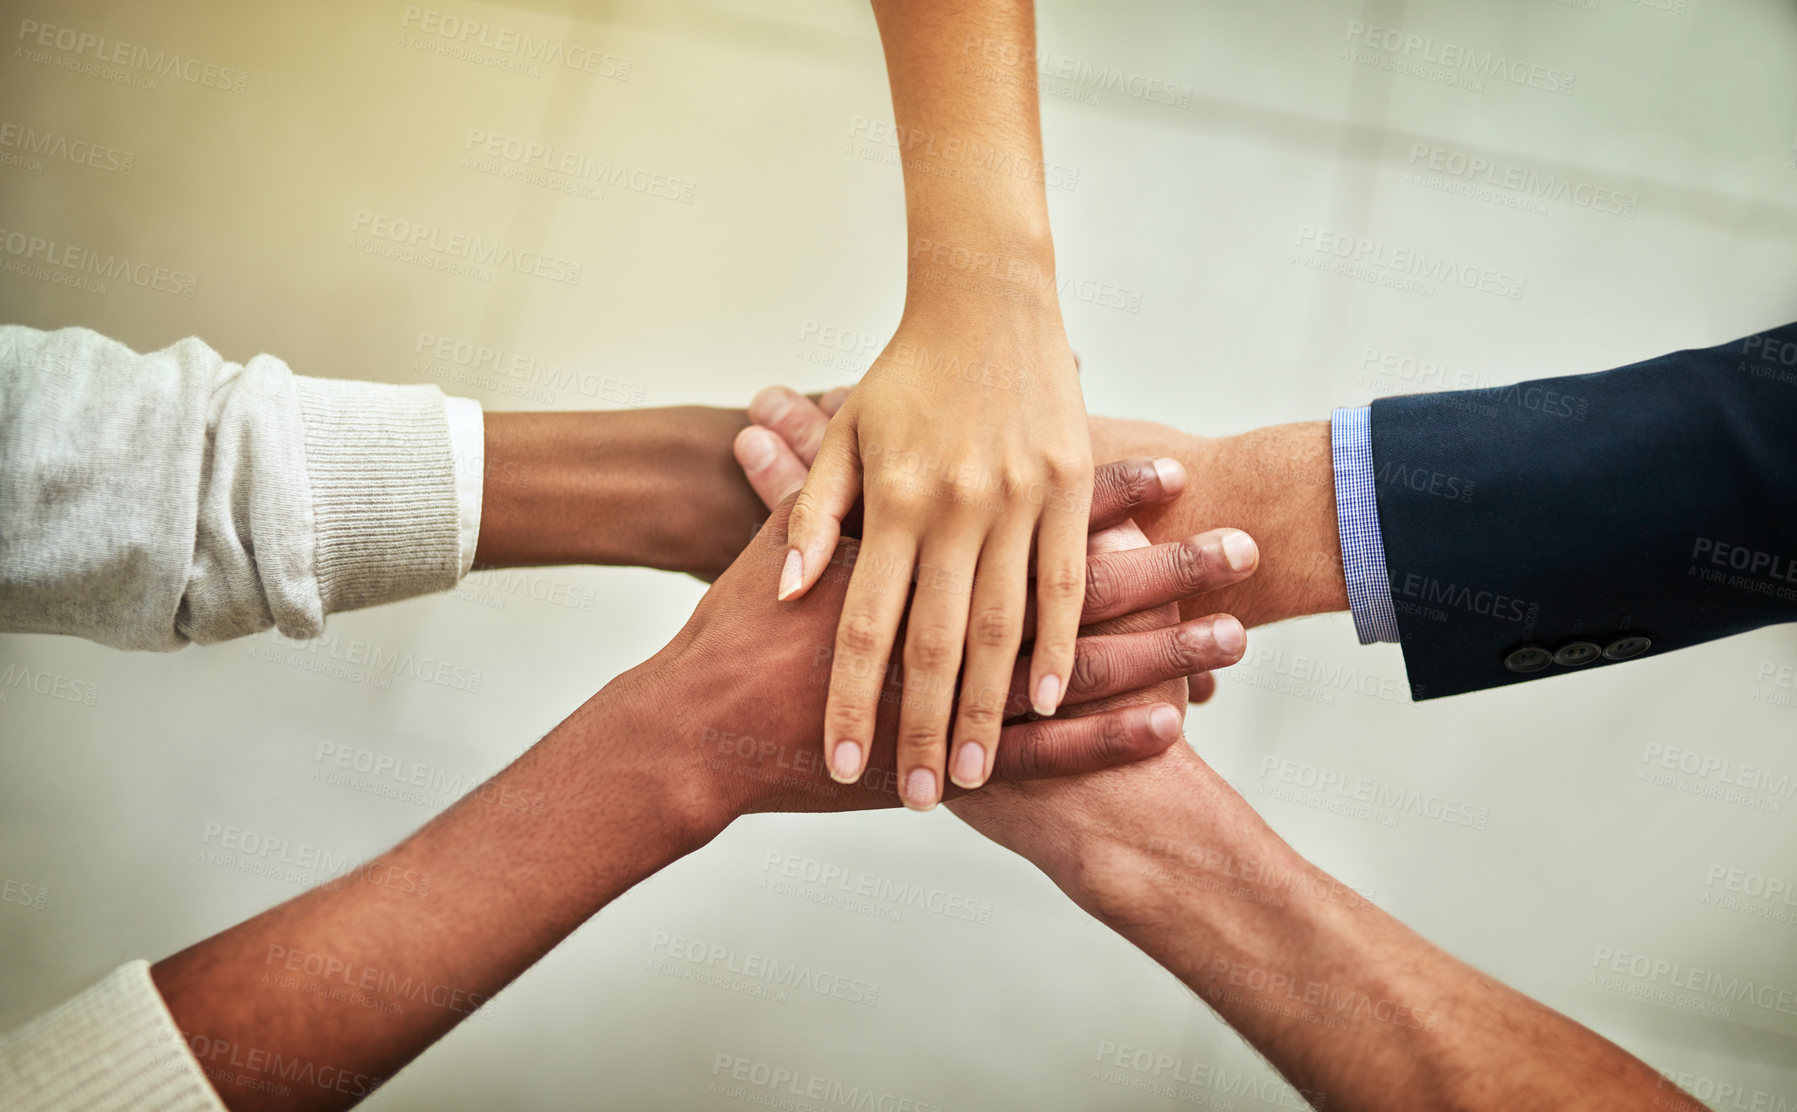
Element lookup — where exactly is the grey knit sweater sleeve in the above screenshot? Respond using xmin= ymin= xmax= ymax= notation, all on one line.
xmin=0 ymin=325 xmax=465 ymax=649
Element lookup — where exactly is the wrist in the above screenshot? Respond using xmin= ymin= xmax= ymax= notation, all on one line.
xmin=1095 ymin=419 xmax=1348 ymax=627
xmin=476 ymin=408 xmax=763 ymax=577
xmin=561 ymin=668 xmax=739 ymax=859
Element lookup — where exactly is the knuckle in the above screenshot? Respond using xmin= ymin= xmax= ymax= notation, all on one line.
xmin=895 ymin=722 xmax=947 ymax=759
xmin=1165 ymin=539 xmax=1207 ymax=590
xmin=904 ymin=626 xmax=960 ymax=673
xmin=1096 ymin=714 xmax=1132 ymax=762
xmin=1039 ymin=563 xmax=1085 ymax=604
xmin=1083 ymin=562 xmax=1122 ymax=616
xmin=957 ymin=691 xmax=1005 ymax=730
xmin=968 ymin=605 xmax=1018 ymax=650
xmin=1043 ymin=452 xmax=1092 ymax=485
xmin=1069 ymin=645 xmax=1113 ymax=695
xmin=837 ymin=611 xmax=886 ymax=657
xmin=1099 ymin=462 xmax=1152 ymax=512
xmin=1163 ymin=627 xmax=1204 ymax=674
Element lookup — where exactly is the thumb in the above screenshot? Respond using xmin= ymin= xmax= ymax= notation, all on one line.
xmin=780 ymin=416 xmax=861 ymax=601
xmin=734 ymin=425 xmax=810 ymax=510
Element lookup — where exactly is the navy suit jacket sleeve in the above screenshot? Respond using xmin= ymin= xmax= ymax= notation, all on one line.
xmin=1368 ymin=321 xmax=1797 ymax=700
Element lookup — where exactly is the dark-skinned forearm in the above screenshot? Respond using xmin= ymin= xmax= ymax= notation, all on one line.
xmin=474 ymin=408 xmax=765 ymax=579
xmin=1060 ymin=767 xmax=1699 ymax=1112
xmin=151 ymin=681 xmax=720 ymax=1112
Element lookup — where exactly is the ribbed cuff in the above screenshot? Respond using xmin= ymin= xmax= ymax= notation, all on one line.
xmin=0 ymin=961 xmax=226 ymax=1112
xmin=292 ymin=376 xmax=462 ymax=614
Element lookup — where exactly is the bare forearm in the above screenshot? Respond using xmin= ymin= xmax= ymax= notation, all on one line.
xmin=151 ymin=684 xmax=719 ymax=1111
xmin=475 ymin=408 xmax=764 ymax=579
xmin=1066 ymin=767 xmax=1698 ymax=1111
xmin=869 ymin=0 xmax=1057 ymax=303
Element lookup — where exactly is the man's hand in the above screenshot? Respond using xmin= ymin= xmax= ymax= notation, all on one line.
xmin=636 ymin=482 xmax=1254 ymax=819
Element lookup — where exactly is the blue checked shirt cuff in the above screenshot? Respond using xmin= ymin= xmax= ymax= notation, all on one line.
xmin=1330 ymin=406 xmax=1400 ymax=644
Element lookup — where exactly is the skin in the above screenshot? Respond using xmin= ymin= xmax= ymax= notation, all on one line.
xmin=150 ymin=460 xmax=1254 ymax=1112
xmin=783 ymin=0 xmax=1094 ymax=813
xmin=738 ymin=392 xmax=1706 ymax=1112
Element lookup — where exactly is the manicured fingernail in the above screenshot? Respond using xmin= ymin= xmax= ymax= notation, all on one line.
xmin=1212 ymin=615 xmax=1245 ymax=657
xmin=1222 ymin=531 xmax=1258 ymax=572
xmin=950 ymin=743 xmax=985 ymax=788
xmin=830 ymin=741 xmax=862 ymax=783
xmin=1150 ymin=705 xmax=1182 ymax=740
xmin=738 ymin=427 xmax=777 ymax=469
xmin=1032 ymin=674 xmax=1061 ymax=717
xmin=778 ymin=548 xmax=804 ymax=600
xmin=1152 ymin=457 xmax=1186 ymax=494
xmin=902 ymin=768 xmax=938 ymax=810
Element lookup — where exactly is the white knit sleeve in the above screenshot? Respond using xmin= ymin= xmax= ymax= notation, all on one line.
xmin=0 ymin=961 xmax=227 ymax=1112
xmin=0 ymin=325 xmax=473 ymax=649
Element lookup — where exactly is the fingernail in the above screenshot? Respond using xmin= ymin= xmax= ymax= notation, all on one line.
xmin=1152 ymin=457 xmax=1187 ymax=494
xmin=950 ymin=743 xmax=985 ymax=788
xmin=1150 ymin=705 xmax=1182 ymax=740
xmin=1222 ymin=531 xmax=1258 ymax=572
xmin=1032 ymin=674 xmax=1061 ymax=717
xmin=902 ymin=768 xmax=938 ymax=810
xmin=777 ymin=548 xmax=804 ymax=600
xmin=738 ymin=427 xmax=777 ymax=469
xmin=830 ymin=741 xmax=862 ymax=783
xmin=1212 ymin=615 xmax=1246 ymax=657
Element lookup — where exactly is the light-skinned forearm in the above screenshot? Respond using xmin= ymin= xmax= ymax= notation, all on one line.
xmin=474 ymin=408 xmax=764 ymax=579
xmin=151 ymin=682 xmax=715 ymax=1112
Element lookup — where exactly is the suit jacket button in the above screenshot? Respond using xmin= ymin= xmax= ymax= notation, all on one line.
xmin=1504 ymin=645 xmax=1553 ymax=673
xmin=1603 ymin=635 xmax=1652 ymax=661
xmin=1554 ymin=641 xmax=1602 ymax=667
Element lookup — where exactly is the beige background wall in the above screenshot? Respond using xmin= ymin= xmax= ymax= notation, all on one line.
xmin=3 ymin=0 xmax=1796 ymax=1107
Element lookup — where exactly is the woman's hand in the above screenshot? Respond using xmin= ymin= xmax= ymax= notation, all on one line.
xmin=774 ymin=311 xmax=1093 ymax=811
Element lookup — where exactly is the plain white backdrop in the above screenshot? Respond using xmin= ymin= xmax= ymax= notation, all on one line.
xmin=2 ymin=0 xmax=1796 ymax=1107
